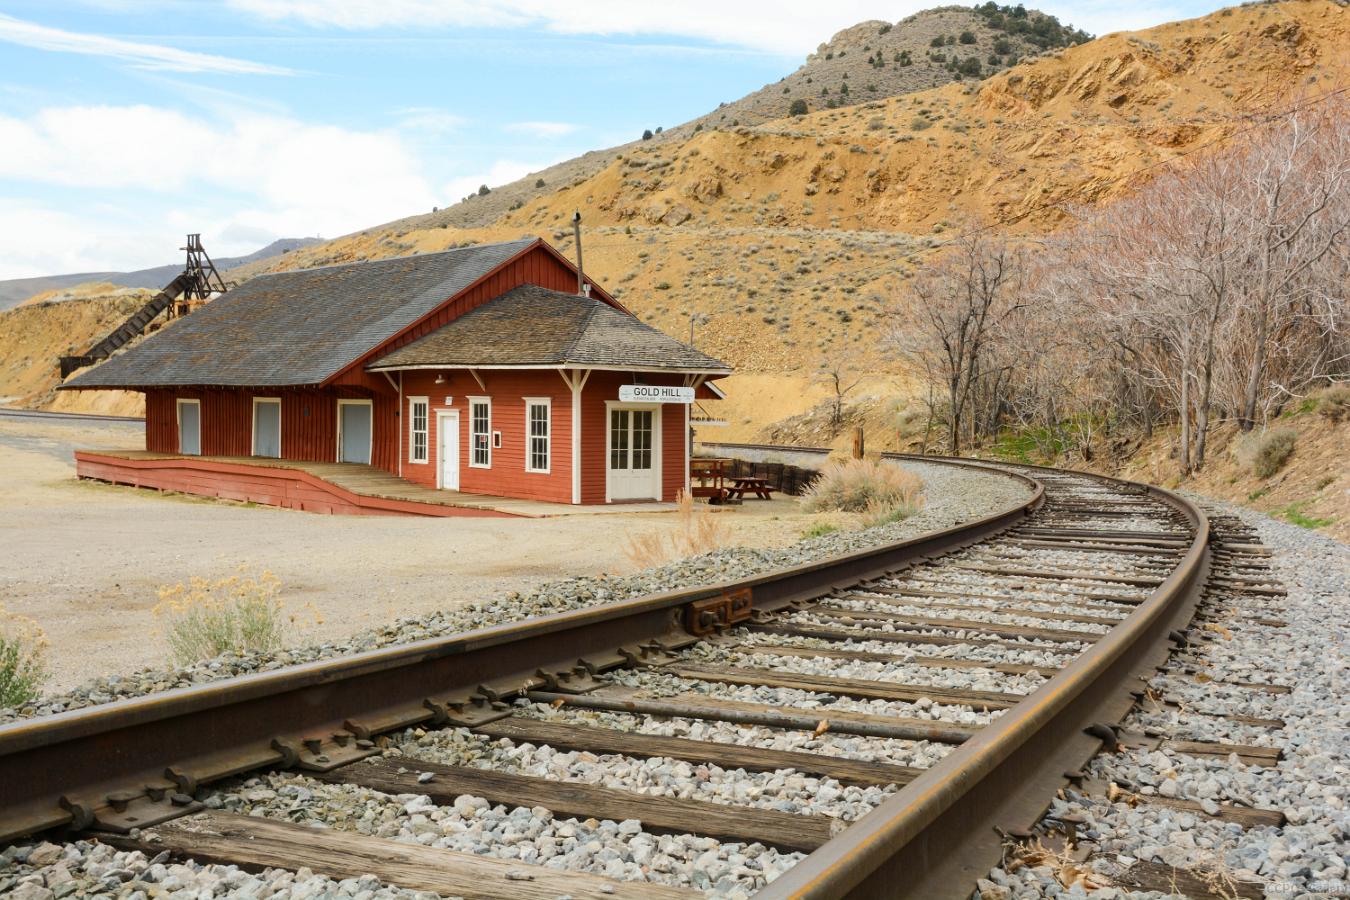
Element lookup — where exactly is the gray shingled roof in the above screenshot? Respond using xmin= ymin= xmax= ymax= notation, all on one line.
xmin=64 ymin=239 xmax=536 ymax=388
xmin=368 ymin=284 xmax=731 ymax=373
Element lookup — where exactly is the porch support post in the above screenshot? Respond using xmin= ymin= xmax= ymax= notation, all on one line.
xmin=682 ymin=374 xmax=707 ymax=497
xmin=560 ymin=368 xmax=592 ymax=504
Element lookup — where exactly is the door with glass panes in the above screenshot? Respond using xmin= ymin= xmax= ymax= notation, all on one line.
xmin=607 ymin=406 xmax=658 ymax=500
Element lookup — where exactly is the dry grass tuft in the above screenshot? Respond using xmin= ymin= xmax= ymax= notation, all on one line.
xmin=0 ymin=604 xmax=48 ymax=707
xmin=803 ymin=459 xmax=925 ymax=528
xmin=1313 ymin=383 xmax=1350 ymax=423
xmin=1236 ymin=428 xmax=1298 ymax=479
xmin=622 ymin=491 xmax=733 ymax=569
xmin=154 ymin=568 xmax=287 ymax=665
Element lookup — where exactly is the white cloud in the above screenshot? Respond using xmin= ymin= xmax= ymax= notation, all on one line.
xmin=224 ymin=0 xmax=911 ymax=54
xmin=223 ymin=0 xmax=1195 ymax=54
xmin=506 ymin=121 xmax=578 ymax=139
xmin=0 ymin=104 xmax=435 ymax=277
xmin=0 ymin=12 xmax=294 ymax=75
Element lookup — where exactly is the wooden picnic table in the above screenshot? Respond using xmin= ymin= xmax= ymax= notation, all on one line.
xmin=690 ymin=457 xmax=731 ymax=500
xmin=727 ymin=475 xmax=775 ymax=500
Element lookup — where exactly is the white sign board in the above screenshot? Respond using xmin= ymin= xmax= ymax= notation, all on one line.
xmin=619 ymin=384 xmax=695 ymax=404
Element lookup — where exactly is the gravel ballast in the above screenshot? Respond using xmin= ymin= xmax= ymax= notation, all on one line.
xmin=2 ymin=460 xmax=1030 ymax=724
xmin=980 ymin=497 xmax=1350 ymax=899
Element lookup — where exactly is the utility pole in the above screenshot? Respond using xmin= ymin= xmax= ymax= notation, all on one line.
xmin=571 ymin=211 xmax=584 ymax=294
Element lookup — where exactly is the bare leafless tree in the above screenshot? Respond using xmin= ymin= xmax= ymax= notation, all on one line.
xmin=814 ymin=354 xmax=863 ymax=435
xmin=886 ymin=230 xmax=1025 ymax=454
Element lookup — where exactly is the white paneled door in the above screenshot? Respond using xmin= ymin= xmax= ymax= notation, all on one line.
xmin=607 ymin=405 xmax=659 ymax=501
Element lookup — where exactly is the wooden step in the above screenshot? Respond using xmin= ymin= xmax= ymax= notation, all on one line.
xmin=99 ymin=810 xmax=692 ymax=899
xmin=315 ymin=757 xmax=836 ymax=852
xmin=473 ymin=717 xmax=920 ymax=786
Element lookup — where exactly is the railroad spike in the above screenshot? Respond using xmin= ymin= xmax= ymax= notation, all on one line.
xmin=164 ymin=767 xmax=198 ymax=795
xmin=59 ymin=796 xmax=94 ymax=831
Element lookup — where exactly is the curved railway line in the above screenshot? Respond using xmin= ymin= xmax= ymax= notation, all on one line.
xmin=0 ymin=452 xmax=1296 ymax=898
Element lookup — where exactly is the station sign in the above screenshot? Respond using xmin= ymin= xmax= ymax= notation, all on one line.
xmin=618 ymin=385 xmax=696 ymax=404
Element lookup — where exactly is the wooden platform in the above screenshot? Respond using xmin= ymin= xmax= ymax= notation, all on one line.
xmin=74 ymin=450 xmax=675 ymax=518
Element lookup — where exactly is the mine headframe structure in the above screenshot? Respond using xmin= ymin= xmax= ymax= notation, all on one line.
xmin=58 ymin=233 xmax=231 ymax=379
xmin=175 ymin=233 xmax=228 ymax=317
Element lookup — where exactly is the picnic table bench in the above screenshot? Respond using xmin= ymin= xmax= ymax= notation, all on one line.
xmin=727 ymin=476 xmax=775 ymax=500
xmin=690 ymin=458 xmax=730 ymax=500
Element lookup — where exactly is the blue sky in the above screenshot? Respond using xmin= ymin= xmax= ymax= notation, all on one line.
xmin=0 ymin=0 xmax=1229 ymax=280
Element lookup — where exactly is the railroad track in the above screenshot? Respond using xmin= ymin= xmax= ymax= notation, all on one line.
xmin=2 ymin=455 xmax=1297 ymax=899
xmin=0 ymin=407 xmax=144 ymax=425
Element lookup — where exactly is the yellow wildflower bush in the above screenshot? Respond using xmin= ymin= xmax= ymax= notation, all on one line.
xmin=0 ymin=604 xmax=49 ymax=707
xmin=154 ymin=568 xmax=286 ymax=665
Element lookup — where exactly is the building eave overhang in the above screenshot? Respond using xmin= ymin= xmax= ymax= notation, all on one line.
xmin=365 ymin=362 xmax=732 ymax=377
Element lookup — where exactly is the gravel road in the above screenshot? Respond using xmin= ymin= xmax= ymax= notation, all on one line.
xmin=0 ymin=416 xmax=1031 ymax=717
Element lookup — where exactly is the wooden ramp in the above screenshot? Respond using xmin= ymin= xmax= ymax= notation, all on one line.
xmin=74 ymin=450 xmax=675 ymax=518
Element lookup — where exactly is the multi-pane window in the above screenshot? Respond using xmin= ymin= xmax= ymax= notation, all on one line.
xmin=631 ymin=409 xmax=653 ymax=469
xmin=470 ymin=398 xmax=491 ymax=467
xmin=610 ymin=409 xmax=629 ymax=469
xmin=526 ymin=399 xmax=550 ymax=473
xmin=409 ymin=398 xmax=428 ymax=463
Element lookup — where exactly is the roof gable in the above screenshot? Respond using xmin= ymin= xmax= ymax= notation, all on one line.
xmin=368 ymin=284 xmax=730 ymax=373
xmin=64 ymin=239 xmax=537 ymax=389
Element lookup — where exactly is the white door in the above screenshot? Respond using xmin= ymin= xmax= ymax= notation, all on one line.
xmin=338 ymin=401 xmax=372 ymax=464
xmin=177 ymin=400 xmax=200 ymax=456
xmin=608 ymin=406 xmax=658 ymax=500
xmin=253 ymin=399 xmax=281 ymax=458
xmin=438 ymin=413 xmax=460 ymax=490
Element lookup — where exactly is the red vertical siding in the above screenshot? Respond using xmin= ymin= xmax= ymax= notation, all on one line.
xmin=148 ymin=385 xmax=396 ymax=470
xmin=579 ymin=371 xmax=689 ymax=504
xmin=145 ymin=389 xmax=175 ymax=452
xmin=399 ymin=369 xmax=573 ymax=503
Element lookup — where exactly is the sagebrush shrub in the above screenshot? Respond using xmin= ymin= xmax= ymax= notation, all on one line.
xmin=0 ymin=605 xmax=48 ymax=708
xmin=803 ymin=459 xmax=925 ymax=515
xmin=1314 ymin=384 xmax=1350 ymax=423
xmin=1241 ymin=428 xmax=1298 ymax=479
xmin=154 ymin=569 xmax=286 ymax=665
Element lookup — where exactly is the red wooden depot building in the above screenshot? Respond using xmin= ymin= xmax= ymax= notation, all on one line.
xmin=64 ymin=238 xmax=731 ymax=515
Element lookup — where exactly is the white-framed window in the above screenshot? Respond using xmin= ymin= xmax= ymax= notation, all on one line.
xmin=525 ymin=397 xmax=551 ymax=474
xmin=469 ymin=396 xmax=491 ymax=468
xmin=408 ymin=397 xmax=429 ymax=464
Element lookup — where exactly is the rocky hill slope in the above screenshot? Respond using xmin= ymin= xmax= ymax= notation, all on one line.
xmin=373 ymin=5 xmax=1090 ymax=231
xmin=232 ymin=1 xmax=1347 ymax=384
xmin=8 ymin=1 xmax=1346 ymax=435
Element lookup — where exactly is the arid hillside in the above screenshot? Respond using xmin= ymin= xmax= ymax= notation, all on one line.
xmin=7 ymin=0 xmax=1346 ymax=437
xmin=0 ymin=291 xmax=152 ymax=413
xmin=230 ymin=1 xmax=1345 ymax=382
xmin=356 ymin=5 xmax=1090 ymax=232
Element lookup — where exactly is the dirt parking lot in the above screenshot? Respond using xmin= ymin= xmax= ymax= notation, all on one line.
xmin=0 ymin=415 xmax=829 ymax=692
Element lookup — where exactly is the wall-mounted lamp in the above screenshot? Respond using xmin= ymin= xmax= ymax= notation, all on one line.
xmin=434 ymin=373 xmax=446 ymax=384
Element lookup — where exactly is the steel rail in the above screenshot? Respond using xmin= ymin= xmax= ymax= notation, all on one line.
xmin=0 ymin=407 xmax=145 ymax=425
xmin=755 ymin=464 xmax=1211 ymax=899
xmin=0 ymin=458 xmax=1043 ymax=844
